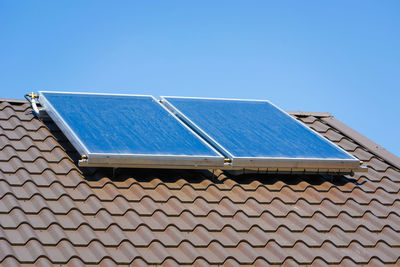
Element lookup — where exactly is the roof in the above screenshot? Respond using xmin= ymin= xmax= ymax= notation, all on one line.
xmin=0 ymin=99 xmax=400 ymax=266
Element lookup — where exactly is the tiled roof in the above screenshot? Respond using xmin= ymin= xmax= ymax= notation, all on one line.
xmin=1 ymin=99 xmax=400 ymax=266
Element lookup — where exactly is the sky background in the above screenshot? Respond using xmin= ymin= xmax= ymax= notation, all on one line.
xmin=1 ymin=1 xmax=399 ymax=157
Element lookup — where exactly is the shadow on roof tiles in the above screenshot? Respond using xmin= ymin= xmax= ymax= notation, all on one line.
xmin=222 ymin=172 xmax=364 ymax=187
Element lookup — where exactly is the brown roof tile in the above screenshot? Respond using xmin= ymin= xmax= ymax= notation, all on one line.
xmin=1 ymin=99 xmax=400 ymax=265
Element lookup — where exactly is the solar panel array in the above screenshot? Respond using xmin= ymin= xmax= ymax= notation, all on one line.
xmin=38 ymin=91 xmax=360 ymax=173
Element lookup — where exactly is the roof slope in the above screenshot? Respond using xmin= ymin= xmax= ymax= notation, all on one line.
xmin=0 ymin=100 xmax=400 ymax=266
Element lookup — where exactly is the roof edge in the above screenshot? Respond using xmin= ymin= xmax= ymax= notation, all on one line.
xmin=0 ymin=98 xmax=28 ymax=104
xmin=322 ymin=116 xmax=400 ymax=170
xmin=287 ymin=111 xmax=332 ymax=117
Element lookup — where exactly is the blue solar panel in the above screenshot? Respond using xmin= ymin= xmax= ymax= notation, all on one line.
xmin=162 ymin=97 xmax=360 ymax=170
xmin=39 ymin=92 xmax=224 ymax=168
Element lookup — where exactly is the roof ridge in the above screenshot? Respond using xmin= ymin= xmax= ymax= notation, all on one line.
xmin=0 ymin=98 xmax=28 ymax=104
xmin=322 ymin=116 xmax=400 ymax=170
xmin=287 ymin=111 xmax=332 ymax=117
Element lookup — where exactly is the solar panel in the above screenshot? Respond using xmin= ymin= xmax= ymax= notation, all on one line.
xmin=161 ymin=97 xmax=360 ymax=171
xmin=38 ymin=92 xmax=225 ymax=168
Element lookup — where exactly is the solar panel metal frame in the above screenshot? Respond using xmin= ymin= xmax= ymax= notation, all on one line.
xmin=161 ymin=96 xmax=361 ymax=171
xmin=38 ymin=91 xmax=225 ymax=169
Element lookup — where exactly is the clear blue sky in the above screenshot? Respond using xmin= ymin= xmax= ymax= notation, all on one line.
xmin=1 ymin=1 xmax=399 ymax=157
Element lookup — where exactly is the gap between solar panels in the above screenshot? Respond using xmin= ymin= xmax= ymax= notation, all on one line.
xmin=33 ymin=91 xmax=365 ymax=175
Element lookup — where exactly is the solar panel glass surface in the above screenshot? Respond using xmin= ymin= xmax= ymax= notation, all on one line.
xmin=162 ymin=97 xmax=359 ymax=168
xmin=39 ymin=92 xmax=224 ymax=167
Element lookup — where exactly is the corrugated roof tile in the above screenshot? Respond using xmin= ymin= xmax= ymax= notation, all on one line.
xmin=0 ymin=106 xmax=34 ymax=122
xmin=336 ymin=138 xmax=359 ymax=151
